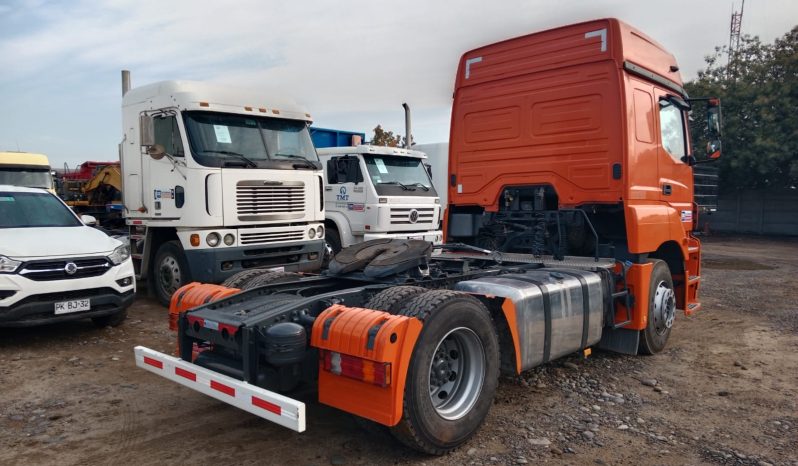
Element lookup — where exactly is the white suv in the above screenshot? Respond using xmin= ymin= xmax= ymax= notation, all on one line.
xmin=0 ymin=185 xmax=135 ymax=327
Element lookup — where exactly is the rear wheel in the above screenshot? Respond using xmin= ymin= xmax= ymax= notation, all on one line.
xmin=639 ymin=259 xmax=675 ymax=355
xmin=241 ymin=271 xmax=301 ymax=290
xmin=221 ymin=269 xmax=272 ymax=288
xmin=391 ymin=290 xmax=499 ymax=454
xmin=365 ymin=286 xmax=428 ymax=314
xmin=152 ymin=241 xmax=191 ymax=307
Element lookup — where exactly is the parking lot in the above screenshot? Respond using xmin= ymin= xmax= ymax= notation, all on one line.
xmin=1 ymin=236 xmax=797 ymax=466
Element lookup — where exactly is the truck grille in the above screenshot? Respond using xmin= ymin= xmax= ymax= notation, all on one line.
xmin=236 ymin=181 xmax=305 ymax=221
xmin=390 ymin=207 xmax=435 ymax=225
xmin=19 ymin=257 xmax=111 ymax=281
xmin=239 ymin=230 xmax=305 ymax=245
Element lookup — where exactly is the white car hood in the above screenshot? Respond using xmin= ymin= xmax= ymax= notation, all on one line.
xmin=0 ymin=226 xmax=121 ymax=259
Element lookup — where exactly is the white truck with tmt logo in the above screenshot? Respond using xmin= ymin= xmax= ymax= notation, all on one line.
xmin=317 ymin=145 xmax=442 ymax=253
xmin=120 ymin=73 xmax=325 ymax=304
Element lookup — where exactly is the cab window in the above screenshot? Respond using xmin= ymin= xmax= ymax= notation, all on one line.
xmin=659 ymin=102 xmax=686 ymax=160
xmin=153 ymin=115 xmax=185 ymax=157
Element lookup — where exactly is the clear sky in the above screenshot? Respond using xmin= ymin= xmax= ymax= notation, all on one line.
xmin=0 ymin=0 xmax=795 ymax=168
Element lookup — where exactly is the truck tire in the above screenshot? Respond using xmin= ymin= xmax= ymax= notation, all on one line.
xmin=365 ymin=286 xmax=428 ymax=314
xmin=91 ymin=309 xmax=128 ymax=328
xmin=221 ymin=269 xmax=272 ymax=288
xmin=325 ymin=228 xmax=342 ymax=256
xmin=152 ymin=241 xmax=191 ymax=307
xmin=242 ymin=271 xmax=301 ymax=290
xmin=639 ymin=259 xmax=675 ymax=355
xmin=391 ymin=290 xmax=500 ymax=454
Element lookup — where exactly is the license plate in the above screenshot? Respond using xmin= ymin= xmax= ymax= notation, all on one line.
xmin=54 ymin=299 xmax=91 ymax=314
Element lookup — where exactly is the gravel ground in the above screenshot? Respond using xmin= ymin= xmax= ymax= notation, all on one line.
xmin=1 ymin=236 xmax=796 ymax=465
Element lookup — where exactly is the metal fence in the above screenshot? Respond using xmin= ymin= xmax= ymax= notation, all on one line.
xmin=700 ymin=188 xmax=798 ymax=236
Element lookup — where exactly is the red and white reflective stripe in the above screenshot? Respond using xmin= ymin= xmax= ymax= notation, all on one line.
xmin=133 ymin=346 xmax=305 ymax=432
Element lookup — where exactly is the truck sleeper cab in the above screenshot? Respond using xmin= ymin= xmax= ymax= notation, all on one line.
xmin=445 ymin=18 xmax=721 ymax=350
xmin=120 ymin=80 xmax=326 ymax=305
xmin=317 ymin=145 xmax=442 ymax=252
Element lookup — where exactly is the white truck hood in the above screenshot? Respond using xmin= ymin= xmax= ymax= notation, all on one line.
xmin=0 ymin=226 xmax=121 ymax=259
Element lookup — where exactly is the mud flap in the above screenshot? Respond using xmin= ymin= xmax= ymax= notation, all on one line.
xmin=597 ymin=327 xmax=639 ymax=355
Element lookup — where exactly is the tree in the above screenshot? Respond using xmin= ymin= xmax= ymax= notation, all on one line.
xmin=371 ymin=125 xmax=413 ymax=147
xmin=685 ymin=26 xmax=798 ymax=191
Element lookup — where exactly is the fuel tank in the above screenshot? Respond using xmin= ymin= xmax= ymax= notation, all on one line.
xmin=455 ymin=268 xmax=605 ymax=371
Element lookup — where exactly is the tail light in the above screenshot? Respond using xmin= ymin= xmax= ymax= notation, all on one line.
xmin=321 ymin=350 xmax=391 ymax=387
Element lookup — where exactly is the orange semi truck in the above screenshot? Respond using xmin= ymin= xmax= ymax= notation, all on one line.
xmin=133 ymin=18 xmax=721 ymax=454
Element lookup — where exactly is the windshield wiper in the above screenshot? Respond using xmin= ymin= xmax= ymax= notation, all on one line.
xmin=378 ymin=181 xmax=415 ymax=191
xmin=201 ymin=150 xmax=257 ymax=168
xmin=407 ymin=182 xmax=430 ymax=191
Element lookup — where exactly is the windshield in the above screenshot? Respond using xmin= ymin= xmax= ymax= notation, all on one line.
xmin=0 ymin=168 xmax=53 ymax=190
xmin=364 ymin=155 xmax=438 ymax=197
xmin=0 ymin=191 xmax=81 ymax=228
xmin=183 ymin=111 xmax=318 ymax=169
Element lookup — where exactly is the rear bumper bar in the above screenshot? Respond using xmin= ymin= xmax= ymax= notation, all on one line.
xmin=133 ymin=346 xmax=306 ymax=432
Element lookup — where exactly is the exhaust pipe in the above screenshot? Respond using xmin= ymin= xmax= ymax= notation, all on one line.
xmin=122 ymin=70 xmax=131 ymax=96
xmin=402 ymin=103 xmax=411 ymax=149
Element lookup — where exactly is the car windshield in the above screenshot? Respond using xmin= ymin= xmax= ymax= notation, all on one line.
xmin=183 ymin=111 xmax=318 ymax=168
xmin=0 ymin=191 xmax=81 ymax=228
xmin=0 ymin=169 xmax=53 ymax=190
xmin=364 ymin=155 xmax=437 ymax=196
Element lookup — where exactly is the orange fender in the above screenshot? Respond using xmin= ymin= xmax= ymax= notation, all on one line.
xmin=310 ymin=304 xmax=422 ymax=426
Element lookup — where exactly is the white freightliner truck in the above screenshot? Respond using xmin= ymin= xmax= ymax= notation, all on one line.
xmin=120 ymin=74 xmax=325 ymax=305
xmin=317 ymin=145 xmax=442 ymax=253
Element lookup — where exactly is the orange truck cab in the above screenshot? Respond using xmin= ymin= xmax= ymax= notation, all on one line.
xmin=445 ymin=18 xmax=721 ymax=348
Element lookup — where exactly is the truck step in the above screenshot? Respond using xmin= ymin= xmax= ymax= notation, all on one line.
xmin=686 ymin=302 xmax=701 ymax=315
xmin=688 ymin=275 xmax=700 ymax=284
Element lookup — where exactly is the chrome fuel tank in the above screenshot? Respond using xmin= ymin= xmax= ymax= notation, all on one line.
xmin=455 ymin=268 xmax=604 ymax=371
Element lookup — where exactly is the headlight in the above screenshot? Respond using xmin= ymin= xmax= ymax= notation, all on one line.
xmin=206 ymin=232 xmax=221 ymax=247
xmin=316 ymin=225 xmax=324 ymax=239
xmin=107 ymin=244 xmax=130 ymax=265
xmin=0 ymin=255 xmax=22 ymax=273
xmin=308 ymin=227 xmax=316 ymax=239
xmin=223 ymin=233 xmax=235 ymax=246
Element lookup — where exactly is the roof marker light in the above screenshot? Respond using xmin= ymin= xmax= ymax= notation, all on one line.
xmin=199 ymin=102 xmax=209 ymax=107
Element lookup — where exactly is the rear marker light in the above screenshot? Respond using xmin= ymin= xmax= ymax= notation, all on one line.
xmin=144 ymin=356 xmax=163 ymax=369
xmin=321 ymin=350 xmax=391 ymax=387
xmin=252 ymin=396 xmax=282 ymax=415
xmin=175 ymin=367 xmax=197 ymax=381
xmin=210 ymin=380 xmax=236 ymax=397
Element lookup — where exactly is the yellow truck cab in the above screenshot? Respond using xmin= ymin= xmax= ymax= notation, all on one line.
xmin=0 ymin=152 xmax=55 ymax=193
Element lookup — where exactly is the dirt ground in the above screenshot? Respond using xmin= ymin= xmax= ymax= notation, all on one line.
xmin=1 ymin=236 xmax=797 ymax=466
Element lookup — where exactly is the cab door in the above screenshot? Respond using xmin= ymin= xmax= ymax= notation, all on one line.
xmin=325 ymin=155 xmax=367 ymax=234
xmin=144 ymin=113 xmax=187 ymax=220
xmin=654 ymin=89 xmax=693 ymax=223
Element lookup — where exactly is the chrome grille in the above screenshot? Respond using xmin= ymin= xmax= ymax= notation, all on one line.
xmin=236 ymin=180 xmax=305 ymax=221
xmin=19 ymin=257 xmax=111 ymax=281
xmin=390 ymin=207 xmax=435 ymax=225
xmin=239 ymin=230 xmax=305 ymax=245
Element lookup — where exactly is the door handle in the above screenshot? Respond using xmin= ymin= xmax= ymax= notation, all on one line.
xmin=662 ymin=184 xmax=672 ymax=195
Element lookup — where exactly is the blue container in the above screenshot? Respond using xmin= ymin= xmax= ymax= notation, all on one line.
xmin=310 ymin=127 xmax=366 ymax=148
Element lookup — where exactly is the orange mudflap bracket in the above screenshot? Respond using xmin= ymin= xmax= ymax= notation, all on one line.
xmin=614 ymin=262 xmax=652 ymax=331
xmin=310 ymin=304 xmax=422 ymax=427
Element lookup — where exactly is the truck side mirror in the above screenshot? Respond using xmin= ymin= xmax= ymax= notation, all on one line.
xmin=707 ymin=100 xmax=721 ymax=137
xmin=147 ymin=144 xmax=167 ymax=160
xmin=706 ymin=139 xmax=721 ymax=159
xmin=140 ymin=114 xmax=155 ymax=146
